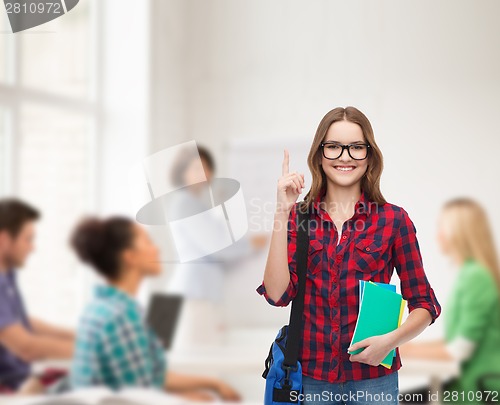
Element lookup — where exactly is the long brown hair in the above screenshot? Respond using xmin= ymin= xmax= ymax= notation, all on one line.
xmin=441 ymin=198 xmax=500 ymax=293
xmin=299 ymin=106 xmax=386 ymax=213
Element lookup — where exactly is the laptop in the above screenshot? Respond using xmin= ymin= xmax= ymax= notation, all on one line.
xmin=146 ymin=293 xmax=184 ymax=350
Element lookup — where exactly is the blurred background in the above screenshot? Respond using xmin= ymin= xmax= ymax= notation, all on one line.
xmin=1 ymin=0 xmax=500 ymax=401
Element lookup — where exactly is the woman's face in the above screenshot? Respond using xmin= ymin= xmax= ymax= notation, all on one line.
xmin=126 ymin=224 xmax=162 ymax=276
xmin=183 ymin=157 xmax=213 ymax=185
xmin=320 ymin=120 xmax=369 ymax=188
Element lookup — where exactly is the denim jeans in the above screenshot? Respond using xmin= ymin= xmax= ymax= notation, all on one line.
xmin=301 ymin=371 xmax=399 ymax=405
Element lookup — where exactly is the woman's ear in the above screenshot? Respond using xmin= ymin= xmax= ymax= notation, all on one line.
xmin=120 ymin=248 xmax=135 ymax=268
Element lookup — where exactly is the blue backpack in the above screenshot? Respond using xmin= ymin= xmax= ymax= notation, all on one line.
xmin=262 ymin=210 xmax=310 ymax=404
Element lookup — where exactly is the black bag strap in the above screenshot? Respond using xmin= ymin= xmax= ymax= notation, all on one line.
xmin=283 ymin=207 xmax=310 ymax=370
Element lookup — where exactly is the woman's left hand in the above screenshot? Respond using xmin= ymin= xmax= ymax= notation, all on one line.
xmin=348 ymin=334 xmax=395 ymax=367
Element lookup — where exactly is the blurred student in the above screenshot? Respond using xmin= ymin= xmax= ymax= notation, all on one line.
xmin=167 ymin=145 xmax=267 ymax=299
xmin=166 ymin=145 xmax=266 ymax=347
xmin=400 ymin=198 xmax=500 ymax=404
xmin=0 ymin=198 xmax=74 ymax=393
xmin=69 ymin=216 xmax=241 ymax=402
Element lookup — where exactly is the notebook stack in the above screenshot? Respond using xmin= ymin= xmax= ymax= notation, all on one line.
xmin=347 ymin=280 xmax=406 ymax=369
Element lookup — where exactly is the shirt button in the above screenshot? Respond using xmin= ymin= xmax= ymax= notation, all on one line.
xmin=341 ymin=235 xmax=347 ymax=240
xmin=365 ymin=247 xmax=371 ymax=252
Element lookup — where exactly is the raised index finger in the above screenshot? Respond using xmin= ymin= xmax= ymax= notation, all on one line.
xmin=282 ymin=148 xmax=290 ymax=176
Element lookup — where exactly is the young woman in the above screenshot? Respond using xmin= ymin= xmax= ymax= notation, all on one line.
xmin=400 ymin=198 xmax=500 ymax=404
xmin=69 ymin=217 xmax=241 ymax=402
xmin=256 ymin=106 xmax=442 ymax=405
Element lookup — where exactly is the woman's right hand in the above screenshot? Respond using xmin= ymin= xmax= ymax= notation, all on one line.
xmin=277 ymin=149 xmax=305 ymax=214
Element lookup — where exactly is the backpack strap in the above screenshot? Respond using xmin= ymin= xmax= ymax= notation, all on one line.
xmin=262 ymin=335 xmax=275 ymax=379
xmin=282 ymin=207 xmax=310 ymax=373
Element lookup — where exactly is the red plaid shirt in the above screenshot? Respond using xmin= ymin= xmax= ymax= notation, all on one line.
xmin=257 ymin=190 xmax=441 ymax=382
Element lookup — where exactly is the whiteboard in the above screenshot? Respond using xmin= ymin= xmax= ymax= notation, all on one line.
xmin=225 ymin=137 xmax=312 ymax=220
xmin=223 ymin=137 xmax=312 ymax=328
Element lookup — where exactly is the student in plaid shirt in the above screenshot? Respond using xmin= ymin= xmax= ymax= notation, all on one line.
xmin=70 ymin=284 xmax=166 ymax=389
xmin=257 ymin=106 xmax=441 ymax=405
xmin=69 ymin=217 xmax=241 ymax=402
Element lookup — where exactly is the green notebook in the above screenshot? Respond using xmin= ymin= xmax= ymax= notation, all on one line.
xmin=348 ymin=281 xmax=406 ymax=369
xmin=359 ymin=280 xmax=398 ymax=359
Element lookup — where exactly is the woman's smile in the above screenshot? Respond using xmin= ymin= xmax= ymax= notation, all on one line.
xmin=333 ymin=165 xmax=356 ymax=172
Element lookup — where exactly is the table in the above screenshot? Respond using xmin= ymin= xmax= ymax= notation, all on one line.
xmin=398 ymin=358 xmax=460 ymax=404
xmin=30 ymin=339 xmax=461 ymax=404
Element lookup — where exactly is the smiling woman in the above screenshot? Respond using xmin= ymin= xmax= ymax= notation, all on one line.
xmin=257 ymin=106 xmax=441 ymax=405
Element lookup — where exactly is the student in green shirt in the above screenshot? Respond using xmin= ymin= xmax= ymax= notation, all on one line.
xmin=400 ymin=198 xmax=500 ymax=404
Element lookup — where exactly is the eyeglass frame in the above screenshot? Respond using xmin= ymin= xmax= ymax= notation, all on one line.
xmin=319 ymin=141 xmax=371 ymax=161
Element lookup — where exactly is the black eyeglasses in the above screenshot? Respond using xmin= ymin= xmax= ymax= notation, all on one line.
xmin=320 ymin=142 xmax=371 ymax=160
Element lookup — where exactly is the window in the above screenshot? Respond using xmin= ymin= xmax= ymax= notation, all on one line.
xmin=0 ymin=108 xmax=10 ymax=193
xmin=0 ymin=1 xmax=100 ymax=326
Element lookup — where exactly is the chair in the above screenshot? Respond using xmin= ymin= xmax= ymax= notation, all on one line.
xmin=477 ymin=374 xmax=500 ymax=404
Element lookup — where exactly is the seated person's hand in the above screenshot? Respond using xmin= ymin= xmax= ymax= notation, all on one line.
xmin=251 ymin=234 xmax=268 ymax=250
xmin=181 ymin=390 xmax=218 ymax=402
xmin=214 ymin=380 xmax=241 ymax=402
xmin=17 ymin=376 xmax=44 ymax=395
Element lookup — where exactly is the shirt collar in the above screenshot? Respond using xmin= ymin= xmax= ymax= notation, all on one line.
xmin=94 ymin=284 xmax=138 ymax=308
xmin=312 ymin=189 xmax=371 ymax=221
xmin=463 ymin=257 xmax=475 ymax=266
xmin=0 ymin=268 xmax=15 ymax=284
